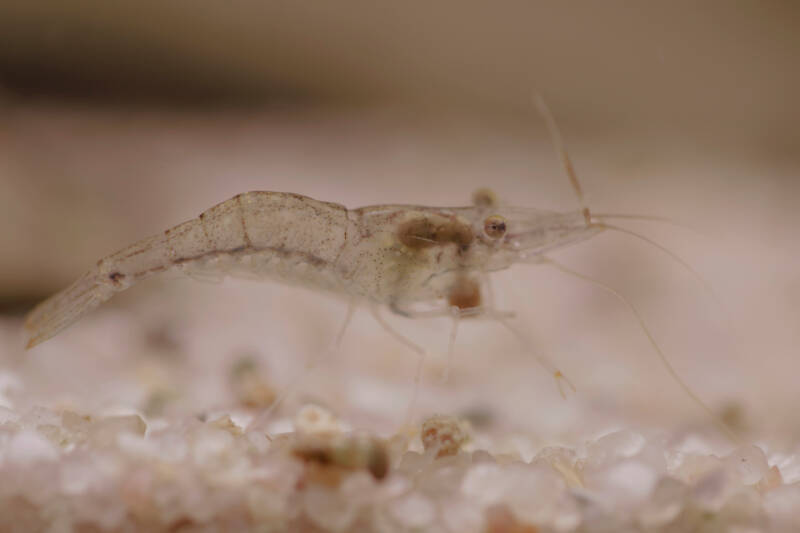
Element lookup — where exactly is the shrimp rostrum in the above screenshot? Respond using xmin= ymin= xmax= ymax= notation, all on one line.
xmin=24 ymin=99 xmax=738 ymax=441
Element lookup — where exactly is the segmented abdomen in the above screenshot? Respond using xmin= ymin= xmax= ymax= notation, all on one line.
xmin=25 ymin=191 xmax=350 ymax=348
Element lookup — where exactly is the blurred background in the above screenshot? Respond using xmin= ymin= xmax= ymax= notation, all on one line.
xmin=0 ymin=1 xmax=798 ymax=445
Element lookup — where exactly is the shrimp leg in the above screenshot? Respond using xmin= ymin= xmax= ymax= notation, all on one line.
xmin=443 ymin=313 xmax=459 ymax=383
xmin=248 ymin=299 xmax=357 ymax=434
xmin=370 ymin=304 xmax=428 ymax=426
xmin=390 ymin=295 xmax=575 ymax=398
xmin=496 ymin=316 xmax=576 ymax=399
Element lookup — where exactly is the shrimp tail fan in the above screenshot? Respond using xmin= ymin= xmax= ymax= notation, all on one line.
xmin=24 ymin=269 xmax=114 ymax=349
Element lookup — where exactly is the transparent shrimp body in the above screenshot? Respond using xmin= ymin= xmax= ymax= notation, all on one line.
xmin=24 ymin=190 xmax=599 ymax=347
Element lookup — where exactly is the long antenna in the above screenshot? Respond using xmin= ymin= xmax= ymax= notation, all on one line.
xmin=592 ymin=214 xmax=704 ymax=236
xmin=544 ymin=257 xmax=740 ymax=444
xmin=533 ymin=94 xmax=738 ymax=444
xmin=596 ymin=222 xmax=721 ymax=306
xmin=533 ymin=93 xmax=591 ymax=225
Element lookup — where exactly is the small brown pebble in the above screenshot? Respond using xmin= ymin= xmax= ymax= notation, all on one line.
xmin=209 ymin=415 xmax=243 ymax=436
xmin=757 ymin=465 xmax=783 ymax=492
xmin=720 ymin=401 xmax=748 ymax=433
xmin=485 ymin=504 xmax=539 ymax=533
xmin=421 ymin=414 xmax=470 ymax=458
xmin=294 ymin=404 xmax=342 ymax=436
xmin=230 ymin=356 xmax=276 ymax=409
xmin=292 ymin=433 xmax=389 ymax=486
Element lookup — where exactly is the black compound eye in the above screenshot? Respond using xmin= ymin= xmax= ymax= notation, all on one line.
xmin=483 ymin=215 xmax=507 ymax=239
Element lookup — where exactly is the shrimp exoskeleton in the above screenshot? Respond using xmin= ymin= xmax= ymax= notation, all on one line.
xmin=24 ymin=97 xmax=738 ymax=442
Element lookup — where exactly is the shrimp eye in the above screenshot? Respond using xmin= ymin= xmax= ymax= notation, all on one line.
xmin=483 ymin=215 xmax=507 ymax=239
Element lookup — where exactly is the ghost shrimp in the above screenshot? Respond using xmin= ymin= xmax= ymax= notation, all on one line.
xmin=24 ymin=97 xmax=738 ymax=442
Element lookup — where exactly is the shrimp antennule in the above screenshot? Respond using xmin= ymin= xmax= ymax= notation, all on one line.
xmin=533 ymin=92 xmax=591 ymax=225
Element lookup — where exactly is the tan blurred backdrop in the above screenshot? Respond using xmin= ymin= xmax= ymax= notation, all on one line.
xmin=0 ymin=2 xmax=798 ymax=438
xmin=1 ymin=1 xmax=798 ymax=301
